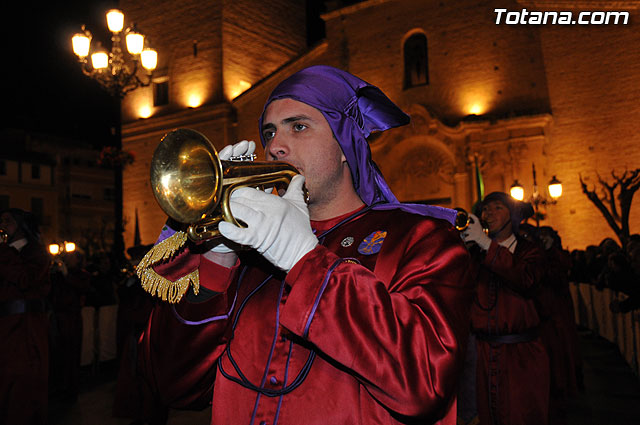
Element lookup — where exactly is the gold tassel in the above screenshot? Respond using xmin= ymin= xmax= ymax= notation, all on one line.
xmin=138 ymin=266 xmax=199 ymax=304
xmin=137 ymin=231 xmax=188 ymax=270
xmin=136 ymin=230 xmax=199 ymax=304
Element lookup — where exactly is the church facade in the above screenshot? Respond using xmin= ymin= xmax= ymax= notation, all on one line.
xmin=121 ymin=0 xmax=640 ymax=251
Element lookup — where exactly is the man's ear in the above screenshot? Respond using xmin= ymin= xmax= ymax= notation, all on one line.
xmin=333 ymin=136 xmax=347 ymax=163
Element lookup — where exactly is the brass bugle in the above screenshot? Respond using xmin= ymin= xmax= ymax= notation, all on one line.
xmin=454 ymin=208 xmax=471 ymax=231
xmin=454 ymin=207 xmax=490 ymax=235
xmin=150 ymin=128 xmax=301 ymax=242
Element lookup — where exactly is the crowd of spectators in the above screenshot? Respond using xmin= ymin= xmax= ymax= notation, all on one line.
xmin=48 ymin=248 xmax=155 ymax=405
xmin=5 ymin=202 xmax=635 ymax=425
xmin=567 ymin=234 xmax=640 ymax=313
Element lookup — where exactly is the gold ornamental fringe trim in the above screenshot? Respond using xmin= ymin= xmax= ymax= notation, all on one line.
xmin=136 ymin=231 xmax=199 ymax=304
xmin=137 ymin=231 xmax=188 ymax=271
xmin=138 ymin=267 xmax=199 ymax=304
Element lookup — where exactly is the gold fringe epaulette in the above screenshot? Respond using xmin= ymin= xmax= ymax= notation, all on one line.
xmin=138 ymin=267 xmax=199 ymax=304
xmin=137 ymin=231 xmax=188 ymax=270
xmin=136 ymin=231 xmax=199 ymax=304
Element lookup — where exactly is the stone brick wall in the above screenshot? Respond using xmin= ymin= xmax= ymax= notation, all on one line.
xmin=121 ymin=0 xmax=224 ymax=119
xmin=324 ymin=0 xmax=551 ymax=124
xmin=322 ymin=0 xmax=640 ymax=250
xmin=121 ymin=0 xmax=640 ymax=251
xmin=222 ymin=0 xmax=307 ymax=101
xmin=537 ymin=7 xmax=640 ymax=249
xmin=120 ymin=0 xmax=306 ymax=120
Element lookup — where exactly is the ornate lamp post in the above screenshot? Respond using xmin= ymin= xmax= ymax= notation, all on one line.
xmin=71 ymin=9 xmax=157 ymax=265
xmin=510 ymin=163 xmax=562 ymax=227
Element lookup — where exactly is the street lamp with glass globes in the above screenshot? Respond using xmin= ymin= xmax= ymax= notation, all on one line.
xmin=71 ymin=9 xmax=158 ymax=97
xmin=509 ymin=163 xmax=562 ymax=227
xmin=71 ymin=9 xmax=158 ymax=266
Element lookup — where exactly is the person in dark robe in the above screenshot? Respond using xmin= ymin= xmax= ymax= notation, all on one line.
xmin=49 ymin=249 xmax=91 ymax=403
xmin=461 ymin=193 xmax=549 ymax=425
xmin=0 ymin=208 xmax=51 ymax=425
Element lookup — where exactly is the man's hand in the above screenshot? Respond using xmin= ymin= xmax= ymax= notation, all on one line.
xmin=461 ymin=213 xmax=492 ymax=251
xmin=208 ymin=140 xmax=257 ymax=254
xmin=218 ymin=175 xmax=318 ymax=272
xmin=219 ymin=140 xmax=256 ymax=161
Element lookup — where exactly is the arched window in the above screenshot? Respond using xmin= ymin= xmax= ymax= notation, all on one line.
xmin=404 ymin=33 xmax=429 ymax=89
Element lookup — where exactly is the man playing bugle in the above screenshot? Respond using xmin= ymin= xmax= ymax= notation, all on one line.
xmin=137 ymin=65 xmax=473 ymax=425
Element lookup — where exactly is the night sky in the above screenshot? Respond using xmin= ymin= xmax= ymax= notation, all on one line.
xmin=4 ymin=1 xmax=329 ymax=148
xmin=5 ymin=1 xmax=128 ymax=148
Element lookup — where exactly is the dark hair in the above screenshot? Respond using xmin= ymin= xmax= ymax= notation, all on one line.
xmin=0 ymin=208 xmax=41 ymax=243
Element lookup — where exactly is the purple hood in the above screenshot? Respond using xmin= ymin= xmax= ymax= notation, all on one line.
xmin=259 ymin=65 xmax=456 ymax=225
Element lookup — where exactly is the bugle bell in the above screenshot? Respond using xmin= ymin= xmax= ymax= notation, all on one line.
xmin=150 ymin=128 xmax=302 ymax=242
xmin=454 ymin=207 xmax=490 ymax=235
xmin=454 ymin=208 xmax=471 ymax=231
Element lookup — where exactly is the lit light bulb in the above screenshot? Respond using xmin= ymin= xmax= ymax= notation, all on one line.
xmin=72 ymin=32 xmax=91 ymax=57
xmin=139 ymin=105 xmax=152 ymax=119
xmin=91 ymin=51 xmax=109 ymax=69
xmin=126 ymin=32 xmax=144 ymax=55
xmin=141 ymin=48 xmax=158 ymax=70
xmin=187 ymin=94 xmax=202 ymax=108
xmin=548 ymin=176 xmax=562 ymax=200
xmin=106 ymin=9 xmax=125 ymax=33
xmin=468 ymin=103 xmax=483 ymax=115
xmin=510 ymin=180 xmax=525 ymax=201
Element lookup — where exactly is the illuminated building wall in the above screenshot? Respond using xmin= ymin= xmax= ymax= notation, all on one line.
xmin=318 ymin=0 xmax=640 ymax=250
xmin=121 ymin=0 xmax=640 ymax=251
xmin=120 ymin=0 xmax=307 ymax=247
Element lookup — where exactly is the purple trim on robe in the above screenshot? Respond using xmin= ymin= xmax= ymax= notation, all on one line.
xmin=171 ymin=287 xmax=238 ymax=325
xmin=250 ymin=277 xmax=287 ymax=424
xmin=274 ymin=341 xmax=294 ymax=424
xmin=303 ymin=258 xmax=353 ymax=339
xmin=155 ymin=224 xmax=177 ymax=244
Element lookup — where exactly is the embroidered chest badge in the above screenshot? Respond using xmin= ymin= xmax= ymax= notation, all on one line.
xmin=341 ymin=236 xmax=355 ymax=247
xmin=357 ymin=230 xmax=387 ymax=255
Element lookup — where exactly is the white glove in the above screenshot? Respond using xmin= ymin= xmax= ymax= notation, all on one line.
xmin=209 ymin=140 xmax=256 ymax=253
xmin=219 ymin=140 xmax=256 ymax=161
xmin=218 ymin=175 xmax=318 ymax=272
xmin=461 ymin=213 xmax=492 ymax=251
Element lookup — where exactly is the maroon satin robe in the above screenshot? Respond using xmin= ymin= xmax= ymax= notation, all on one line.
xmin=538 ymin=246 xmax=579 ymax=425
xmin=469 ymin=237 xmax=550 ymax=425
xmin=140 ymin=207 xmax=473 ymax=424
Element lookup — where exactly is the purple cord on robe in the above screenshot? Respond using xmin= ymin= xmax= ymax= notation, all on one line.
xmin=259 ymin=65 xmax=457 ymax=225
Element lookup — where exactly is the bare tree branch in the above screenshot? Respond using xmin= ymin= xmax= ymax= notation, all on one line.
xmin=580 ymin=173 xmax=621 ymax=236
xmin=581 ymin=168 xmax=640 ymax=248
xmin=599 ymin=171 xmax=620 ymax=222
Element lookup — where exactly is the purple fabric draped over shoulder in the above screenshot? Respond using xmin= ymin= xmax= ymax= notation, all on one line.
xmin=259 ymin=65 xmax=456 ymax=225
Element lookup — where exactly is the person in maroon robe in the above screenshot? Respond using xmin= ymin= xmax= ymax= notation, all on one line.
xmin=0 ymin=208 xmax=51 ymax=425
xmin=537 ymin=226 xmax=579 ymax=425
xmin=461 ymin=192 xmax=550 ymax=425
xmin=49 ymin=249 xmax=91 ymax=403
xmin=136 ymin=65 xmax=474 ymax=424
xmin=113 ymin=245 xmax=168 ymax=425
